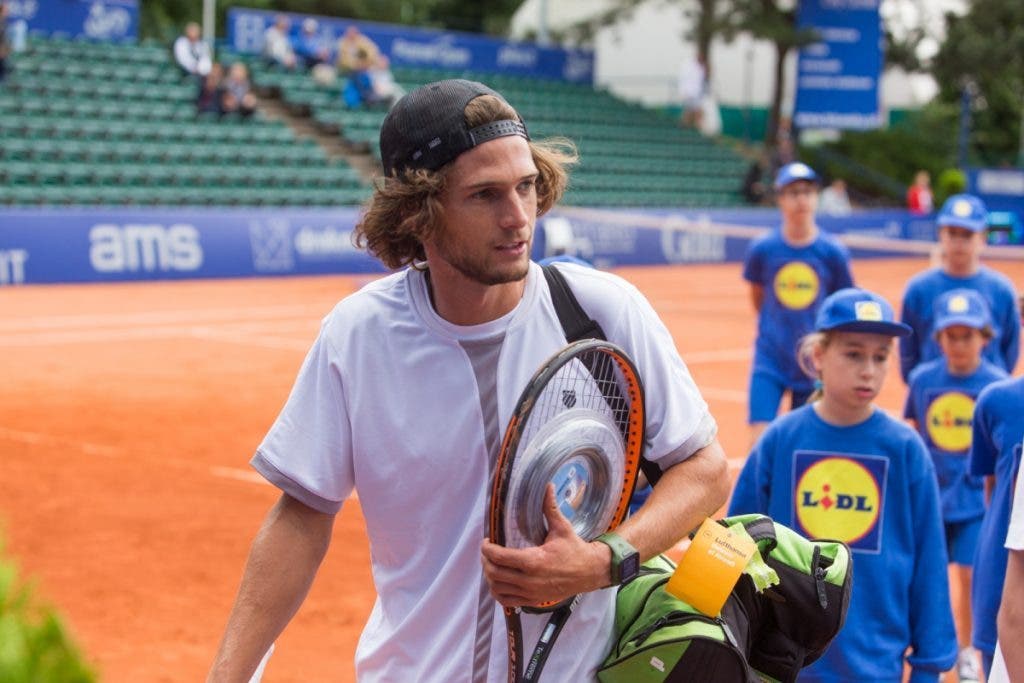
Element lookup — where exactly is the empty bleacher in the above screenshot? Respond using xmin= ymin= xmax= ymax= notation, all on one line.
xmin=245 ymin=61 xmax=749 ymax=208
xmin=0 ymin=36 xmax=371 ymax=207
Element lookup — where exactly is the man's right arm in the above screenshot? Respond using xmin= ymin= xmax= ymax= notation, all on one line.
xmin=207 ymin=493 xmax=335 ymax=682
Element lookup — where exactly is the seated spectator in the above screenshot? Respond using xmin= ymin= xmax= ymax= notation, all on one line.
xmin=196 ymin=61 xmax=225 ymax=116
xmin=0 ymin=1 xmax=11 ymax=83
xmin=221 ymin=62 xmax=257 ymax=118
xmin=741 ymin=154 xmax=768 ymax=205
xmin=818 ymin=178 xmax=853 ymax=216
xmin=294 ymin=17 xmax=329 ymax=71
xmin=335 ymin=26 xmax=379 ymax=77
xmin=343 ymin=53 xmax=402 ymax=109
xmin=262 ymin=14 xmax=297 ymax=70
xmin=173 ymin=21 xmax=212 ymax=79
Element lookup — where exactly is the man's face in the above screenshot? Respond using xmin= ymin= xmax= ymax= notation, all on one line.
xmin=426 ymin=135 xmax=539 ymax=286
xmin=777 ymin=180 xmax=818 ymax=223
xmin=938 ymin=225 xmax=985 ymax=271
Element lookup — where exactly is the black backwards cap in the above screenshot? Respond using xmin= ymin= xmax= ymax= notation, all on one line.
xmin=379 ymin=79 xmax=529 ymax=178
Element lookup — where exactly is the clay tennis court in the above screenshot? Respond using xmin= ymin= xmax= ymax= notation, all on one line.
xmin=2 ymin=256 xmax=1021 ymax=682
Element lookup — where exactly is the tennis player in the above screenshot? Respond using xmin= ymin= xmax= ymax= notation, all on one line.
xmin=207 ymin=79 xmax=729 ymax=682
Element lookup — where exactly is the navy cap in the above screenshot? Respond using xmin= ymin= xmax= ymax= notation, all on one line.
xmin=815 ymin=288 xmax=912 ymax=337
xmin=774 ymin=162 xmax=819 ymax=189
xmin=933 ymin=288 xmax=992 ymax=333
xmin=936 ymin=193 xmax=988 ymax=232
xmin=379 ymin=79 xmax=529 ymax=178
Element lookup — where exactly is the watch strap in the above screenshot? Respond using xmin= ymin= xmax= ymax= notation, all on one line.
xmin=596 ymin=531 xmax=639 ymax=585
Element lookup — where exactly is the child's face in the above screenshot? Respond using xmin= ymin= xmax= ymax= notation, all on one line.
xmin=777 ymin=181 xmax=818 ymax=227
xmin=814 ymin=332 xmax=893 ymax=417
xmin=937 ymin=324 xmax=987 ymax=373
xmin=938 ymin=226 xmax=985 ymax=271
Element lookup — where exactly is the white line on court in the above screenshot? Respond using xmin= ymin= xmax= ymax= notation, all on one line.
xmin=0 ymin=303 xmax=329 ymax=332
xmin=0 ymin=425 xmax=269 ymax=489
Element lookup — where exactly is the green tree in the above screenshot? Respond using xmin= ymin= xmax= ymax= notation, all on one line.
xmin=930 ymin=0 xmax=1024 ymax=167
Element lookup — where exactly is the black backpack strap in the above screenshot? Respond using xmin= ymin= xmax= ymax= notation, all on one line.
xmin=541 ymin=264 xmax=662 ymax=486
xmin=542 ymin=264 xmax=608 ymax=342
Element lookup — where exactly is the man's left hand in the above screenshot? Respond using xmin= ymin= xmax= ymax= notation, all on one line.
xmin=481 ymin=484 xmax=611 ymax=608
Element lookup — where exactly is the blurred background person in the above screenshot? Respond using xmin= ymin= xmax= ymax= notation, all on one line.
xmin=173 ymin=21 xmax=212 ymax=80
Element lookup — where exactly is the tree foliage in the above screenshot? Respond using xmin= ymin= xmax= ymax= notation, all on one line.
xmin=930 ymin=0 xmax=1024 ymax=167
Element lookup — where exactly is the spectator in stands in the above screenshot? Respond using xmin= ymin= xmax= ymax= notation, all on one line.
xmin=677 ymin=51 xmax=707 ymax=130
xmin=263 ymin=14 xmax=297 ymax=71
xmin=907 ymin=170 xmax=934 ymax=215
xmin=335 ymin=25 xmax=380 ymax=77
xmin=173 ymin=21 xmax=212 ymax=80
xmin=294 ymin=17 xmax=330 ymax=71
xmin=196 ymin=61 xmax=225 ymax=116
xmin=221 ymin=62 xmax=257 ymax=119
xmin=0 ymin=1 xmax=10 ymax=83
xmin=818 ymin=178 xmax=852 ymax=216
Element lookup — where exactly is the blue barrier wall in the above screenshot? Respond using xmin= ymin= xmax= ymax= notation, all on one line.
xmin=0 ymin=206 xmax=951 ymax=286
xmin=226 ymin=8 xmax=594 ymax=84
xmin=7 ymin=0 xmax=138 ymax=42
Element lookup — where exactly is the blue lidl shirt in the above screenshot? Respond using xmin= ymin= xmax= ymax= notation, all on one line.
xmin=899 ymin=266 xmax=1020 ymax=381
xmin=903 ymin=359 xmax=1008 ymax=522
xmin=729 ymin=405 xmax=956 ymax=682
xmin=968 ymin=376 xmax=1024 ymax=655
xmin=743 ymin=230 xmax=853 ymax=390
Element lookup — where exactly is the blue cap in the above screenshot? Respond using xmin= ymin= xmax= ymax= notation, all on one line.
xmin=936 ymin=193 xmax=988 ymax=232
xmin=933 ymin=288 xmax=991 ymax=333
xmin=774 ymin=162 xmax=819 ymax=189
xmin=815 ymin=288 xmax=912 ymax=337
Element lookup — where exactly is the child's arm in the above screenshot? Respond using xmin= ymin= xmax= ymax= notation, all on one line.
xmin=748 ymin=283 xmax=764 ymax=313
xmin=905 ymin=444 xmax=958 ymax=679
xmin=1000 ymin=294 xmax=1021 ymax=373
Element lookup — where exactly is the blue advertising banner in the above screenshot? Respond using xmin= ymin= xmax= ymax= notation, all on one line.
xmin=227 ymin=8 xmax=594 ymax=84
xmin=6 ymin=0 xmax=138 ymax=43
xmin=0 ymin=208 xmax=386 ymax=286
xmin=793 ymin=0 xmax=882 ymax=131
xmin=0 ymin=206 xmax=976 ymax=286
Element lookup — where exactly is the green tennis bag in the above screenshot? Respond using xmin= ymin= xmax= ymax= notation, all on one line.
xmin=598 ymin=514 xmax=852 ymax=683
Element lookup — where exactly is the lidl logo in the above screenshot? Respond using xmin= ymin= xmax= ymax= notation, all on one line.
xmin=793 ymin=451 xmax=887 ymax=553
xmin=925 ymin=391 xmax=975 ymax=453
xmin=854 ymin=301 xmax=883 ymax=321
xmin=952 ymin=199 xmax=974 ymax=217
xmin=773 ymin=261 xmax=819 ymax=310
xmin=947 ymin=295 xmax=969 ymax=314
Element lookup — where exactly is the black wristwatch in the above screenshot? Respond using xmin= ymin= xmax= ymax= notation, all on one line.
xmin=596 ymin=531 xmax=640 ymax=586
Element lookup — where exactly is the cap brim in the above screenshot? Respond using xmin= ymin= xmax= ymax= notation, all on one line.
xmin=827 ymin=321 xmax=913 ymax=337
xmin=939 ymin=218 xmax=987 ymax=232
xmin=934 ymin=315 xmax=989 ymax=332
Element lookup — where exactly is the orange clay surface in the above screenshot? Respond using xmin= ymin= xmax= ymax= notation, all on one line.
xmin=1 ymin=257 xmax=1021 ymax=682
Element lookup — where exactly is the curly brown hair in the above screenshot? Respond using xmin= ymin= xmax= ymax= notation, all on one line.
xmin=354 ymin=94 xmax=578 ymax=270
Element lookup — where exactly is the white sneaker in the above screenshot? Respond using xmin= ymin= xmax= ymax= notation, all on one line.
xmin=957 ymin=647 xmax=980 ymax=683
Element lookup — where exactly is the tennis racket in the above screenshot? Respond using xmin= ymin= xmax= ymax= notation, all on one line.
xmin=488 ymin=338 xmax=646 ymax=683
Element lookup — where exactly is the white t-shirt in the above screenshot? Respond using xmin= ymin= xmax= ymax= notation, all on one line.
xmin=253 ymin=262 xmax=715 ymax=682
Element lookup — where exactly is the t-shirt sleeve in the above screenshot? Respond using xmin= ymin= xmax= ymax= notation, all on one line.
xmin=968 ymin=389 xmax=998 ymax=477
xmin=728 ymin=434 xmax=772 ymax=516
xmin=905 ymin=435 xmax=958 ymax=674
xmin=251 ymin=330 xmax=354 ymax=514
xmin=831 ymin=241 xmax=854 ymax=291
xmin=742 ymin=240 xmax=764 ymax=284
xmin=900 ymin=287 xmax=922 ymax=382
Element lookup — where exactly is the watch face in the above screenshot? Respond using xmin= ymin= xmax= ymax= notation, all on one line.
xmin=620 ymin=552 xmax=641 ymax=583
